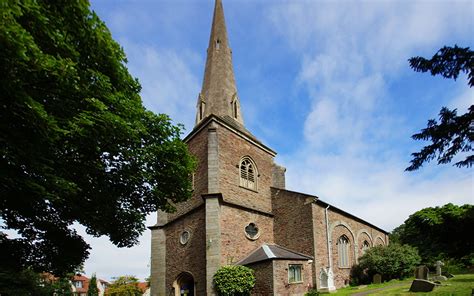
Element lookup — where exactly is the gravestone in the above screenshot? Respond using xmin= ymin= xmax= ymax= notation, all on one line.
xmin=409 ymin=279 xmax=436 ymax=292
xmin=415 ymin=265 xmax=429 ymax=280
xmin=372 ymin=274 xmax=382 ymax=284
xmin=432 ymin=261 xmax=448 ymax=281
xmin=436 ymin=261 xmax=444 ymax=275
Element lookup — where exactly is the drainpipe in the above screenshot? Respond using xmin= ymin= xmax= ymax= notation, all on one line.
xmin=324 ymin=205 xmax=336 ymax=291
xmin=325 ymin=205 xmax=331 ymax=269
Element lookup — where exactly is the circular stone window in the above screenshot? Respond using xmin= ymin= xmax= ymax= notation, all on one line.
xmin=179 ymin=230 xmax=190 ymax=245
xmin=244 ymin=223 xmax=260 ymax=240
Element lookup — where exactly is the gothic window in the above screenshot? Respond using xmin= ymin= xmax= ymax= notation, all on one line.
xmin=232 ymin=100 xmax=238 ymax=119
xmin=199 ymin=101 xmax=206 ymax=121
xmin=231 ymin=94 xmax=238 ymax=119
xmin=288 ymin=264 xmax=303 ymax=283
xmin=244 ymin=222 xmax=260 ymax=240
xmin=216 ymin=39 xmax=220 ymax=49
xmin=337 ymin=235 xmax=350 ymax=267
xmin=239 ymin=157 xmax=257 ymax=190
xmin=361 ymin=240 xmax=370 ymax=254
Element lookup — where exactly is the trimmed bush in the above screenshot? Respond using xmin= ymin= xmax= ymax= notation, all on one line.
xmin=213 ymin=265 xmax=256 ymax=296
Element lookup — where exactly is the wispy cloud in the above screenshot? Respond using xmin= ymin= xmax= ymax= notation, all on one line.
xmin=268 ymin=0 xmax=473 ymax=231
xmin=122 ymin=42 xmax=201 ymax=132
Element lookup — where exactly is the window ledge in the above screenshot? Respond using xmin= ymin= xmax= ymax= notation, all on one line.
xmin=239 ymin=185 xmax=258 ymax=193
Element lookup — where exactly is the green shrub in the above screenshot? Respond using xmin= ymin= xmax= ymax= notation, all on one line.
xmin=305 ymin=289 xmax=320 ymax=296
xmin=213 ymin=265 xmax=255 ymax=296
xmin=356 ymin=243 xmax=421 ymax=282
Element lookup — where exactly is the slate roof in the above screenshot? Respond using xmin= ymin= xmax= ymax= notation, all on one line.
xmin=237 ymin=244 xmax=313 ymax=266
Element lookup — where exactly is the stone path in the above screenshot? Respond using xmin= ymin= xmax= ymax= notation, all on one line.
xmin=350 ymin=282 xmax=408 ymax=296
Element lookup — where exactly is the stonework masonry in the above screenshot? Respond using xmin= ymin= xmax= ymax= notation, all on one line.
xmin=273 ymin=260 xmax=313 ymax=295
xmin=164 ymin=207 xmax=206 ymax=295
xmin=220 ymin=204 xmax=274 ymax=265
xmin=217 ymin=123 xmax=275 ymax=213
xmin=149 ymin=1 xmax=388 ymax=295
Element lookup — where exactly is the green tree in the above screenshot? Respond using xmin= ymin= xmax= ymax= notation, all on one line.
xmin=213 ymin=265 xmax=256 ymax=296
xmin=87 ymin=274 xmax=99 ymax=296
xmin=406 ymin=45 xmax=473 ymax=171
xmin=391 ymin=203 xmax=474 ymax=265
xmin=107 ymin=276 xmax=142 ymax=296
xmin=0 ymin=269 xmax=73 ymax=296
xmin=0 ymin=0 xmax=195 ymax=279
xmin=355 ymin=244 xmax=421 ymax=283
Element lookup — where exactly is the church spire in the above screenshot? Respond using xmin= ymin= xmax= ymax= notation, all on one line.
xmin=196 ymin=0 xmax=244 ymax=126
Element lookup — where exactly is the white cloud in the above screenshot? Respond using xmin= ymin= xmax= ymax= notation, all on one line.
xmin=121 ymin=41 xmax=201 ymax=133
xmin=81 ymin=213 xmax=156 ymax=282
xmin=269 ymin=0 xmax=473 ymax=232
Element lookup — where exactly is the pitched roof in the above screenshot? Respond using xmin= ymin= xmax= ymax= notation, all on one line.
xmin=72 ymin=274 xmax=89 ymax=293
xmin=137 ymin=282 xmax=149 ymax=293
xmin=236 ymin=244 xmax=313 ymax=266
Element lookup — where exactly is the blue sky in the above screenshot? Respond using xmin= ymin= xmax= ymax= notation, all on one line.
xmin=84 ymin=0 xmax=473 ymax=282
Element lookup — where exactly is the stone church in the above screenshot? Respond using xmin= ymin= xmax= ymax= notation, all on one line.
xmin=149 ymin=1 xmax=388 ymax=295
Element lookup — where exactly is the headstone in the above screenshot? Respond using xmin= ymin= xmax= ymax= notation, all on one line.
xmin=409 ymin=279 xmax=436 ymax=292
xmin=432 ymin=261 xmax=448 ymax=281
xmin=435 ymin=260 xmax=444 ymax=276
xmin=372 ymin=274 xmax=382 ymax=284
xmin=415 ymin=265 xmax=429 ymax=280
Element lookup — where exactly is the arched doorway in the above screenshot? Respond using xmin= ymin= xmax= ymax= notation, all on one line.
xmin=173 ymin=272 xmax=195 ymax=296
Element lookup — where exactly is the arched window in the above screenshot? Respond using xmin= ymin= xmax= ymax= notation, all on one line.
xmin=361 ymin=240 xmax=370 ymax=254
xmin=240 ymin=157 xmax=257 ymax=190
xmin=337 ymin=235 xmax=350 ymax=267
xmin=199 ymin=101 xmax=206 ymax=121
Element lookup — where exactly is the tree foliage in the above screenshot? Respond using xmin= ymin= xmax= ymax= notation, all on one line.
xmin=354 ymin=244 xmax=421 ymax=283
xmin=87 ymin=274 xmax=99 ymax=296
xmin=0 ymin=269 xmax=73 ymax=296
xmin=0 ymin=0 xmax=195 ymax=277
xmin=213 ymin=265 xmax=256 ymax=296
xmin=106 ymin=276 xmax=142 ymax=296
xmin=406 ymin=45 xmax=473 ymax=171
xmin=390 ymin=203 xmax=474 ymax=265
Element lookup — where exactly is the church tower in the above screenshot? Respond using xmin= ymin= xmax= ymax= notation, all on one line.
xmin=150 ymin=1 xmax=283 ymax=295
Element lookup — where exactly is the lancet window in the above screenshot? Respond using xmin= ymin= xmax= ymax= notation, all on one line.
xmin=239 ymin=157 xmax=257 ymax=190
xmin=338 ymin=235 xmax=350 ymax=267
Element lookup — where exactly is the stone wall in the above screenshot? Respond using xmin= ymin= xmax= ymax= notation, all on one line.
xmin=169 ymin=126 xmax=208 ymax=221
xmin=272 ymin=188 xmax=314 ymax=258
xmin=312 ymin=203 xmax=388 ymax=288
xmin=220 ymin=204 xmax=274 ymax=265
xmin=247 ymin=261 xmax=273 ymax=296
xmin=273 ymin=260 xmax=313 ymax=296
xmin=217 ymin=125 xmax=274 ymax=213
xmin=271 ymin=188 xmax=388 ymax=290
xmin=165 ymin=207 xmax=206 ymax=295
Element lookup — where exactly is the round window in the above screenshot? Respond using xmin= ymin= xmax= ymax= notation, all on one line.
xmin=180 ymin=230 xmax=190 ymax=245
xmin=244 ymin=223 xmax=260 ymax=240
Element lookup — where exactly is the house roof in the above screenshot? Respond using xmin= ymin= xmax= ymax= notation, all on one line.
xmin=137 ymin=282 xmax=149 ymax=293
xmin=73 ymin=274 xmax=89 ymax=293
xmin=236 ymin=244 xmax=313 ymax=266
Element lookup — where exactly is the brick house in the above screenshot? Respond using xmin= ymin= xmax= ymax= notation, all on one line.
xmin=72 ymin=274 xmax=108 ymax=296
xmin=149 ymin=0 xmax=388 ymax=295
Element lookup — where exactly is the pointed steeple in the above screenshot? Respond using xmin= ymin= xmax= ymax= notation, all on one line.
xmin=196 ymin=0 xmax=244 ymax=126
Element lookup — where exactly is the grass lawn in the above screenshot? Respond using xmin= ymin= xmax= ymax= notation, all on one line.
xmin=323 ymin=274 xmax=474 ymax=295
